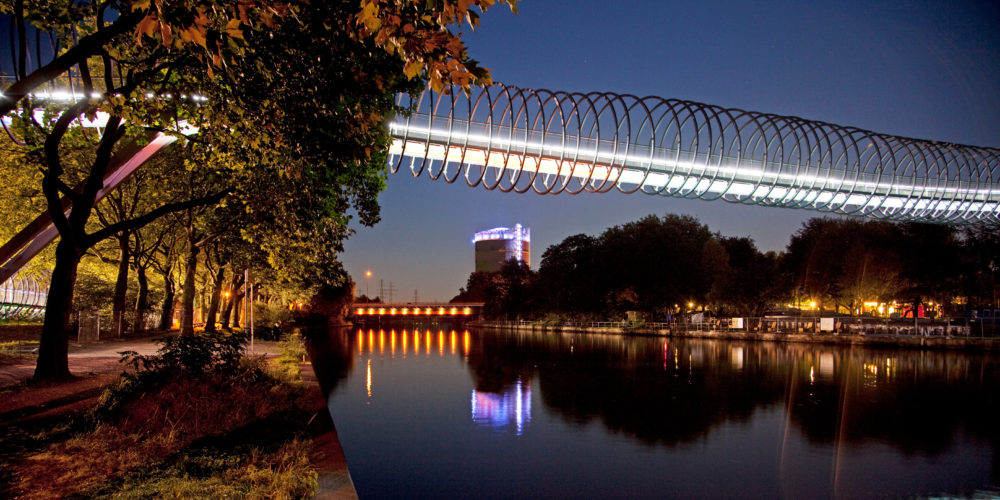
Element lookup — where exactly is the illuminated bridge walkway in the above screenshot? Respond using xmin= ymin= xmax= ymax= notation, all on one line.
xmin=350 ymin=303 xmax=484 ymax=319
xmin=2 ymin=83 xmax=1000 ymax=286
xmin=388 ymin=85 xmax=1000 ymax=224
xmin=0 ymin=273 xmax=48 ymax=320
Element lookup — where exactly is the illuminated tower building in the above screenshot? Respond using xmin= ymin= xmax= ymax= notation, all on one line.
xmin=473 ymin=224 xmax=530 ymax=273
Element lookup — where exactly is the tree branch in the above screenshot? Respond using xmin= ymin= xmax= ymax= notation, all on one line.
xmin=86 ymin=188 xmax=233 ymax=247
xmin=0 ymin=9 xmax=144 ymax=117
xmin=42 ymin=99 xmax=96 ymax=236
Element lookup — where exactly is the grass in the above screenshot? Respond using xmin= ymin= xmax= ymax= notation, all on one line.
xmin=2 ymin=332 xmax=322 ymax=499
xmin=0 ymin=340 xmax=38 ymax=354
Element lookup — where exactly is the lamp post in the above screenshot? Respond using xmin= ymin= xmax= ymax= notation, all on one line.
xmin=365 ymin=270 xmax=372 ymax=301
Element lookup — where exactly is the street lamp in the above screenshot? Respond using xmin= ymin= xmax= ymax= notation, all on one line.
xmin=365 ymin=270 xmax=372 ymax=301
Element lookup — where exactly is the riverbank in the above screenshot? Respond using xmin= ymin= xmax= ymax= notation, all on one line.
xmin=0 ymin=333 xmax=357 ymax=498
xmin=476 ymin=322 xmax=1000 ymax=351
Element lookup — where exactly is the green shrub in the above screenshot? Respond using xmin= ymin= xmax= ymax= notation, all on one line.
xmin=96 ymin=331 xmax=250 ymax=421
xmin=271 ymin=332 xmax=307 ymax=382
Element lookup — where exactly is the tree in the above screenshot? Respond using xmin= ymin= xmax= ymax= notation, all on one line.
xmin=896 ymin=222 xmax=962 ymax=318
xmin=2 ymin=0 xmax=517 ymax=379
xmin=536 ymin=234 xmax=601 ymax=314
xmin=453 ymin=260 xmax=535 ymax=319
xmin=961 ymin=224 xmax=1000 ymax=309
xmin=710 ymin=237 xmax=781 ymax=318
xmin=597 ymin=214 xmax=722 ymax=316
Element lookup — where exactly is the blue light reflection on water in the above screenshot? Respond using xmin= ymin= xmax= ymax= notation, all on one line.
xmin=471 ymin=379 xmax=531 ymax=436
xmin=313 ymin=327 xmax=1000 ymax=499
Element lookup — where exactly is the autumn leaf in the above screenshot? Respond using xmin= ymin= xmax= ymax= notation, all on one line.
xmin=403 ymin=59 xmax=424 ymax=79
xmin=136 ymin=14 xmax=158 ymax=43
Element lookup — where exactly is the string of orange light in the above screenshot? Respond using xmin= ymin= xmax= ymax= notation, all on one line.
xmin=354 ymin=306 xmax=473 ymax=316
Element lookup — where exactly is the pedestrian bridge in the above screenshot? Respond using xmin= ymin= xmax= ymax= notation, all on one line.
xmin=2 ymin=83 xmax=999 ymax=296
xmin=388 ymin=86 xmax=999 ymax=224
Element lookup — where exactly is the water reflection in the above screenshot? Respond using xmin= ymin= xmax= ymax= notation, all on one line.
xmin=352 ymin=328 xmax=472 ymax=358
xmin=305 ymin=326 xmax=999 ymax=498
xmin=471 ymin=378 xmax=532 ymax=435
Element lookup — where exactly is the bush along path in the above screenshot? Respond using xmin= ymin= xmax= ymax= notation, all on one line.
xmin=1 ymin=331 xmax=342 ymax=498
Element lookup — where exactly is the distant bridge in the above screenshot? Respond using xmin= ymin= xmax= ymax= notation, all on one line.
xmin=350 ymin=302 xmax=484 ymax=318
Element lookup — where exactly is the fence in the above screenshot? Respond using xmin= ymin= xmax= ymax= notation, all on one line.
xmin=75 ymin=309 xmax=163 ymax=342
xmin=482 ymin=316 xmax=974 ymax=337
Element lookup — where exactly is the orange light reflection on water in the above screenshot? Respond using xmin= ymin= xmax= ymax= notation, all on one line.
xmin=355 ymin=328 xmax=473 ymax=358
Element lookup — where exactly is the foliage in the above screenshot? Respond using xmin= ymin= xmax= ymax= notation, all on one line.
xmin=356 ymin=0 xmax=519 ymax=91
xmin=272 ymin=332 xmax=307 ymax=382
xmin=101 ymin=439 xmax=317 ymax=499
xmin=458 ymin=214 xmax=1000 ymax=322
xmin=11 ymin=344 xmax=319 ymax=499
xmin=253 ymin=301 xmax=295 ymax=329
xmin=2 ymin=0 xmax=516 ymax=378
xmin=0 ymin=329 xmax=324 ymax=497
xmin=96 ymin=331 xmax=249 ymax=419
xmin=120 ymin=331 xmax=247 ymax=375
xmin=71 ymin=268 xmax=117 ymax=314
xmin=453 ymin=259 xmax=535 ymax=319
xmin=710 ymin=237 xmax=782 ymax=317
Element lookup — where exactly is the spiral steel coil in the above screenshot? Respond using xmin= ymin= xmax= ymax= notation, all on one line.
xmin=0 ymin=273 xmax=47 ymax=320
xmin=389 ymin=85 xmax=1000 ymax=223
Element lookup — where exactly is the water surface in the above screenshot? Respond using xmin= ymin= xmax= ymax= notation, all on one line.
xmin=307 ymin=326 xmax=999 ymax=499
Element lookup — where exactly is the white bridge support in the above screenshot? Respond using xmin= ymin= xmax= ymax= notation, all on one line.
xmin=388 ymin=85 xmax=1000 ymax=224
xmin=0 ymin=132 xmax=178 ymax=285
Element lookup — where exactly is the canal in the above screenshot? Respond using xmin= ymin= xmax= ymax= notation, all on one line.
xmin=305 ymin=325 xmax=999 ymax=499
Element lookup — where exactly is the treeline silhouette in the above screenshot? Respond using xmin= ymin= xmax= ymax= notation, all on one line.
xmin=452 ymin=214 xmax=999 ymax=321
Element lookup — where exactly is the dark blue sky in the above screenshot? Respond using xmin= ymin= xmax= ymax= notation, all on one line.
xmin=342 ymin=0 xmax=1000 ymax=302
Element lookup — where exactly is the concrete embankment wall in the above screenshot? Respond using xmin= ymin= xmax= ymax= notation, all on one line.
xmin=476 ymin=323 xmax=1000 ymax=351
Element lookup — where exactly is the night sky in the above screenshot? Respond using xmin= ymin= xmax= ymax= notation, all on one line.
xmin=341 ymin=0 xmax=1000 ymax=302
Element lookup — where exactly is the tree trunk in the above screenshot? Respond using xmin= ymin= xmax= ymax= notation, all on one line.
xmin=220 ymin=272 xmax=244 ymax=330
xmin=204 ymin=266 xmax=226 ymax=333
xmin=159 ymin=265 xmax=175 ymax=331
xmin=180 ymin=241 xmax=200 ymax=336
xmin=111 ymin=233 xmax=131 ymax=337
xmin=232 ymin=292 xmax=245 ymax=328
xmin=34 ymin=239 xmax=81 ymax=380
xmin=132 ymin=264 xmax=149 ymax=334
